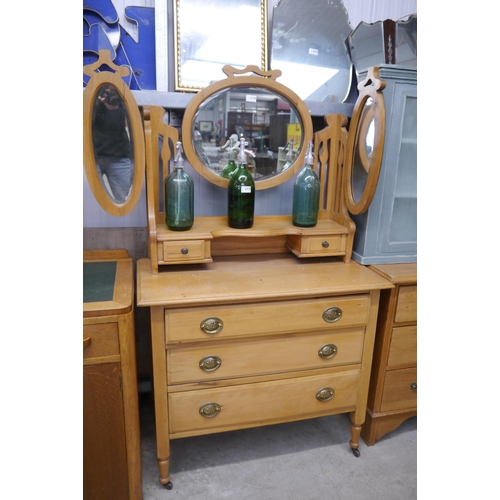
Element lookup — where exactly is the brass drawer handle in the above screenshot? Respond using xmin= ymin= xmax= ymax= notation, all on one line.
xmin=322 ymin=241 xmax=329 ymax=248
xmin=199 ymin=356 xmax=222 ymax=372
xmin=200 ymin=317 xmax=224 ymax=334
xmin=316 ymin=387 xmax=335 ymax=402
xmin=181 ymin=247 xmax=189 ymax=255
xmin=199 ymin=403 xmax=221 ymax=418
xmin=322 ymin=307 xmax=342 ymax=323
xmin=410 ymin=382 xmax=417 ymax=391
xmin=83 ymin=336 xmax=91 ymax=348
xmin=318 ymin=344 xmax=338 ymax=359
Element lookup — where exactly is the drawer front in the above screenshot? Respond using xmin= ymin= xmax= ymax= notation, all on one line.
xmin=394 ymin=285 xmax=417 ymax=323
xmin=286 ymin=234 xmax=345 ymax=257
xmin=380 ymin=367 xmax=417 ymax=412
xmin=167 ymin=329 xmax=365 ymax=384
xmin=306 ymin=236 xmax=345 ymax=254
xmin=168 ymin=369 xmax=360 ymax=435
xmin=165 ymin=295 xmax=370 ymax=343
xmin=387 ymin=325 xmax=417 ymax=368
xmin=83 ymin=322 xmax=119 ymax=360
xmin=162 ymin=240 xmax=210 ymax=263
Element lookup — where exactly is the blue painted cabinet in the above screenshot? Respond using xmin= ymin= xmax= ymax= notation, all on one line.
xmin=351 ymin=66 xmax=417 ymax=264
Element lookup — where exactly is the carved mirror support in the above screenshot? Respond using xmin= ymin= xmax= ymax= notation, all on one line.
xmin=344 ymin=66 xmax=386 ymax=215
xmin=83 ymin=50 xmax=145 ymax=216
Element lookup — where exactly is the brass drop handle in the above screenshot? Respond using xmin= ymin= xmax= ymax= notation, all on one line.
xmin=322 ymin=241 xmax=329 ymax=248
xmin=318 ymin=344 xmax=338 ymax=359
xmin=199 ymin=403 xmax=221 ymax=418
xmin=83 ymin=336 xmax=91 ymax=348
xmin=322 ymin=306 xmax=342 ymax=323
xmin=199 ymin=356 xmax=222 ymax=372
xmin=410 ymin=382 xmax=417 ymax=391
xmin=200 ymin=317 xmax=224 ymax=334
xmin=316 ymin=387 xmax=335 ymax=402
xmin=181 ymin=247 xmax=188 ymax=255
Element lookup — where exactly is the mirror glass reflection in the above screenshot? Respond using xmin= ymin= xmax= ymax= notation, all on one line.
xmin=175 ymin=0 xmax=265 ymax=90
xmin=352 ymin=97 xmax=374 ymax=203
xmin=269 ymin=0 xmax=353 ymax=102
xmin=91 ymin=83 xmax=134 ymax=204
xmin=192 ymin=85 xmax=303 ymax=180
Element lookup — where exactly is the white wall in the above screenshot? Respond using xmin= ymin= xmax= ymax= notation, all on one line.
xmin=83 ymin=0 xmax=417 ymax=228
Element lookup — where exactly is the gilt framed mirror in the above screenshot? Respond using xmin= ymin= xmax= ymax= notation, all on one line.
xmin=181 ymin=64 xmax=313 ymax=190
xmin=174 ymin=0 xmax=268 ymax=91
xmin=83 ymin=50 xmax=145 ymax=216
xmin=344 ymin=66 xmax=386 ymax=215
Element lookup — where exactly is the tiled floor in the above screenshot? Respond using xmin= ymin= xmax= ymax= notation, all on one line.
xmin=138 ymin=395 xmax=417 ymax=500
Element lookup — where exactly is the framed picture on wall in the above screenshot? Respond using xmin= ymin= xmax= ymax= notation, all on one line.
xmin=172 ymin=0 xmax=268 ymax=92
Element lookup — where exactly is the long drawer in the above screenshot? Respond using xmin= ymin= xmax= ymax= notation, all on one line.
xmin=168 ymin=368 xmax=360 ymax=436
xmin=380 ymin=367 xmax=417 ymax=412
xmin=387 ymin=325 xmax=417 ymax=368
xmin=394 ymin=285 xmax=417 ymax=323
xmin=83 ymin=322 xmax=119 ymax=361
xmin=165 ymin=295 xmax=370 ymax=343
xmin=167 ymin=330 xmax=364 ymax=384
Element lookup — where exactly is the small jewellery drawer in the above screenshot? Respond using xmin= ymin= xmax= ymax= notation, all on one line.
xmin=167 ymin=330 xmax=365 ymax=384
xmin=162 ymin=240 xmax=211 ymax=263
xmin=380 ymin=367 xmax=417 ymax=412
xmin=83 ymin=322 xmax=119 ymax=360
xmin=165 ymin=295 xmax=370 ymax=343
xmin=168 ymin=368 xmax=360 ymax=436
xmin=387 ymin=325 xmax=417 ymax=368
xmin=286 ymin=234 xmax=346 ymax=257
xmin=394 ymin=285 xmax=417 ymax=323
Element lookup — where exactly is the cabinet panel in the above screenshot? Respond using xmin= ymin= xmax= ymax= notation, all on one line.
xmin=167 ymin=330 xmax=365 ymax=384
xmin=83 ymin=363 xmax=129 ymax=500
xmin=168 ymin=369 xmax=360 ymax=436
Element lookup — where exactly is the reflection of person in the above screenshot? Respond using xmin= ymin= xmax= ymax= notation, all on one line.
xmin=92 ymin=84 xmax=134 ymax=203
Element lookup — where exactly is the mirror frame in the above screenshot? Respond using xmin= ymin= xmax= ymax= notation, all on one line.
xmin=174 ymin=0 xmax=268 ymax=92
xmin=344 ymin=66 xmax=386 ymax=215
xmin=83 ymin=50 xmax=145 ymax=216
xmin=181 ymin=64 xmax=313 ymax=190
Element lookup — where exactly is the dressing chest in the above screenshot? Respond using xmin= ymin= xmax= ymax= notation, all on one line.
xmin=83 ymin=250 xmax=142 ymax=499
xmin=361 ymin=263 xmax=417 ymax=445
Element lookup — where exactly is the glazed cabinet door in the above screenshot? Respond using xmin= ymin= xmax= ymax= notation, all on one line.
xmin=83 ymin=362 xmax=129 ymax=500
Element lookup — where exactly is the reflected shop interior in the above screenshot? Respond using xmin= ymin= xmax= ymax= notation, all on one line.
xmin=192 ymin=85 xmax=303 ymax=180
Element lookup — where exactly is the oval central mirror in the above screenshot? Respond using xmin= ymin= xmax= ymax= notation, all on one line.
xmin=182 ymin=65 xmax=313 ymax=190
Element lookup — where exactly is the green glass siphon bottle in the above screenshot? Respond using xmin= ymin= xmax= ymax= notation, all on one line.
xmin=227 ymin=138 xmax=255 ymax=229
xmin=292 ymin=140 xmax=320 ymax=227
xmin=220 ymin=134 xmax=239 ymax=179
xmin=165 ymin=141 xmax=194 ymax=231
xmin=220 ymin=151 xmax=238 ymax=179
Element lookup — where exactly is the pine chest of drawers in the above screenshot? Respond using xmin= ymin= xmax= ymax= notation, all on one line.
xmin=361 ymin=263 xmax=417 ymax=445
xmin=83 ymin=250 xmax=142 ymax=499
xmin=137 ymin=254 xmax=392 ymax=487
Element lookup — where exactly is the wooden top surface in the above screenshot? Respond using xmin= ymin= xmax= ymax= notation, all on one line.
xmin=136 ymin=254 xmax=393 ymax=308
xmin=83 ymin=250 xmax=133 ymax=318
xmin=368 ymin=263 xmax=417 ymax=285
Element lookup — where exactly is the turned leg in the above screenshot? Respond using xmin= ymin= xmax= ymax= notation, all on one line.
xmin=349 ymin=412 xmax=362 ymax=457
xmin=158 ymin=457 xmax=172 ymax=489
